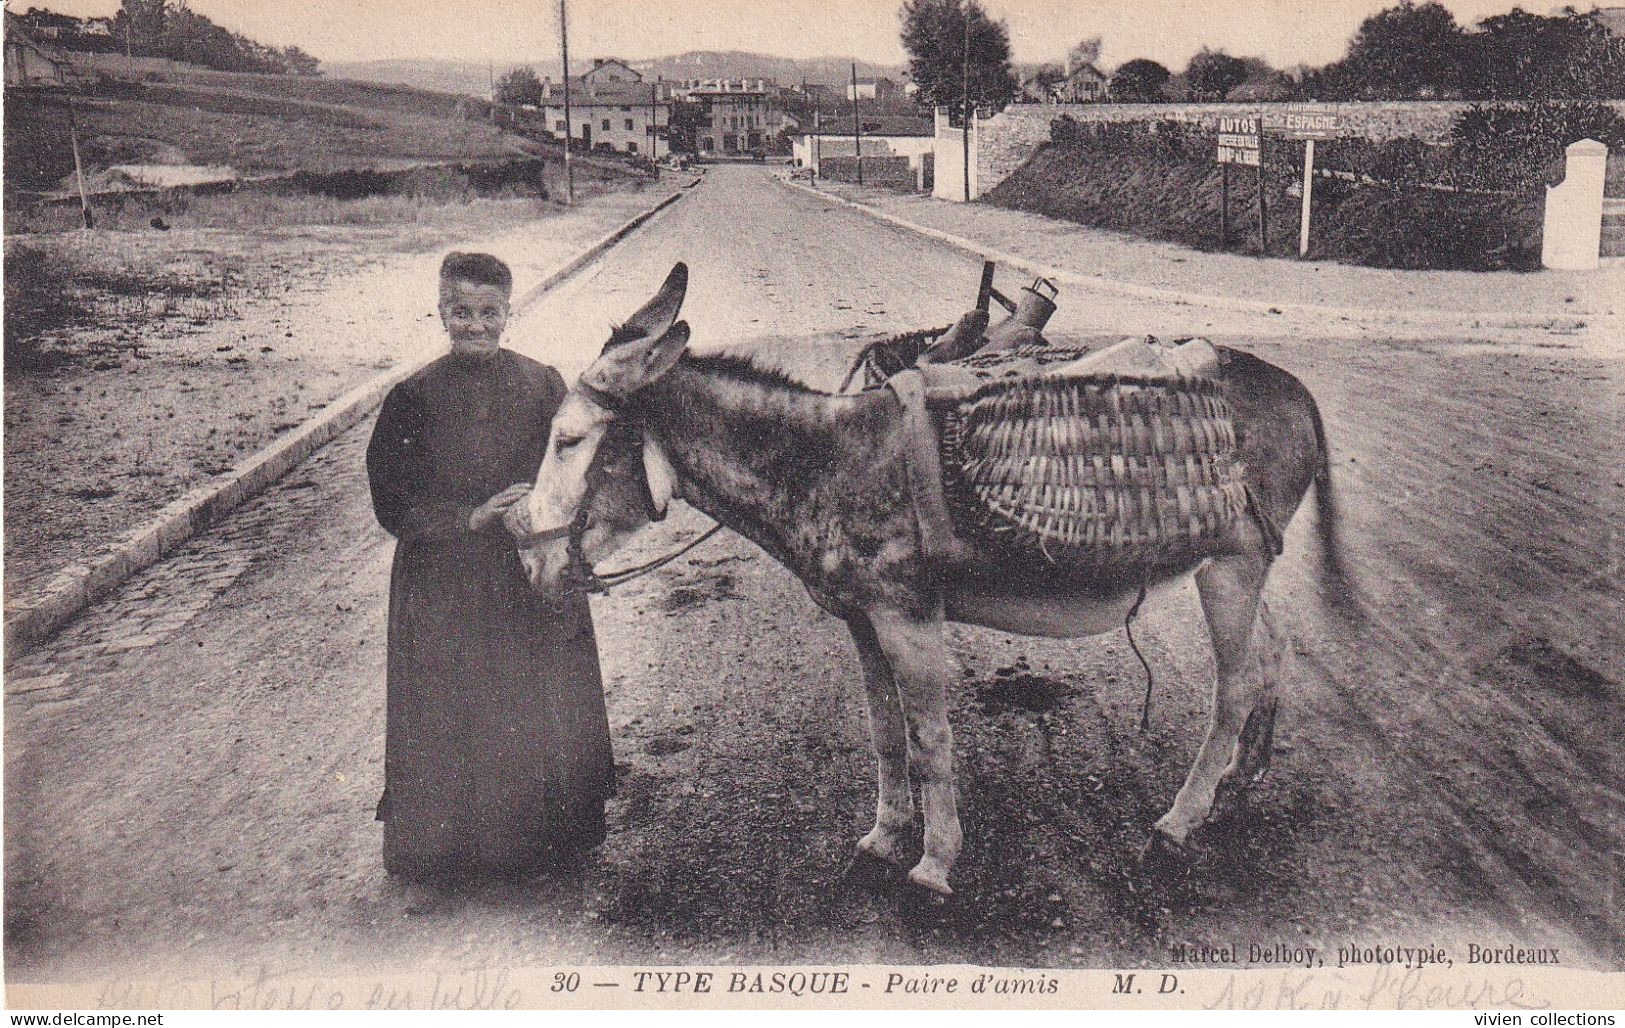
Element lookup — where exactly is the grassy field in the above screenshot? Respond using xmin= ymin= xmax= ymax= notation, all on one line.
xmin=4 ymin=74 xmax=538 ymax=194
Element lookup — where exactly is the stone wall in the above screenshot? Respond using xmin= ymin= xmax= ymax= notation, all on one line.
xmin=962 ymin=100 xmax=1625 ymax=200
xmin=820 ymin=156 xmax=915 ymax=191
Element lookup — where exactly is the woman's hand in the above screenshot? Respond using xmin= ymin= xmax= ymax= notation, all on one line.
xmin=469 ymin=483 xmax=534 ymax=532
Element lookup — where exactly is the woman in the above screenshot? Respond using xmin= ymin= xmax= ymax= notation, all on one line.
xmin=365 ymin=251 xmax=612 ymax=883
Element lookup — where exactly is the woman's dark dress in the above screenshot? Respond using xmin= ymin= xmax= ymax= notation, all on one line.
xmin=365 ymin=349 xmax=612 ymax=880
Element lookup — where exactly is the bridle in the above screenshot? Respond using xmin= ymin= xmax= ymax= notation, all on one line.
xmin=513 ymin=389 xmax=722 ymax=594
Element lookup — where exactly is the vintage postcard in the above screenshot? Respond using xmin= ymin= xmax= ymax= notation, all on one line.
xmin=3 ymin=0 xmax=1621 ymax=1015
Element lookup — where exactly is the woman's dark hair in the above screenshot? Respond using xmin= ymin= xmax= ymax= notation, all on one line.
xmin=439 ymin=251 xmax=513 ymax=295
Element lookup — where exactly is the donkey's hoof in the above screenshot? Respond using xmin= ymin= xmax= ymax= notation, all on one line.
xmin=1138 ymin=830 xmax=1198 ymax=874
xmin=856 ymin=830 xmax=910 ymax=867
xmin=906 ymin=860 xmax=954 ymax=896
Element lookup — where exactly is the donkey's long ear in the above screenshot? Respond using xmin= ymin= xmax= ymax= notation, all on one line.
xmin=639 ymin=320 xmax=690 ymax=383
xmin=586 ymin=321 xmax=691 ymax=396
xmin=604 ymin=262 xmax=687 ymax=353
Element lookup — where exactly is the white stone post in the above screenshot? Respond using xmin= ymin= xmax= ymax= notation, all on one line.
xmin=1542 ymin=138 xmax=1607 ymax=271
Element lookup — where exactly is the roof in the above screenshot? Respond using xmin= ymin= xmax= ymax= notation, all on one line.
xmin=857 ymin=116 xmax=933 ymax=136
xmin=541 ymin=81 xmax=668 ymax=106
xmin=584 ymin=58 xmax=641 ymax=79
xmin=687 ymin=85 xmax=769 ymax=97
xmin=800 ymin=115 xmax=933 ymax=138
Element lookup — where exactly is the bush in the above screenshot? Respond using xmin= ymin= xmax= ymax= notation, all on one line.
xmin=986 ymin=116 xmax=1548 ymax=270
xmin=1449 ymin=102 xmax=1625 ymax=190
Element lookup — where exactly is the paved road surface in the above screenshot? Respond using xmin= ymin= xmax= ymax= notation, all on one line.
xmin=7 ymin=167 xmax=1621 ymax=986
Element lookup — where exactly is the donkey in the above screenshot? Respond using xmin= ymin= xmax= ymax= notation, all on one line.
xmin=509 ymin=263 xmax=1344 ymax=895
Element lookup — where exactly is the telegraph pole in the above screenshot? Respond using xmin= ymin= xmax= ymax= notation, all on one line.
xmin=67 ymin=102 xmax=93 ymax=229
xmin=813 ymin=100 xmax=821 ymax=177
xmin=961 ymin=10 xmax=971 ymax=201
xmin=559 ymin=0 xmax=575 ymax=204
xmin=850 ymin=62 xmax=862 ymax=186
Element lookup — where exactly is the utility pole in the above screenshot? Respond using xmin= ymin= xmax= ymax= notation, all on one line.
xmin=559 ymin=0 xmax=575 ymax=204
xmin=961 ymin=10 xmax=971 ymax=202
xmin=813 ymin=100 xmax=821 ymax=177
xmin=67 ymin=103 xmax=93 ymax=229
xmin=1255 ymin=116 xmax=1267 ymax=253
xmin=850 ymin=62 xmax=862 ymax=186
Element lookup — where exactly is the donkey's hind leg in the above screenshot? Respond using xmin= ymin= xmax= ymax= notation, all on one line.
xmin=1229 ymin=598 xmax=1284 ymax=791
xmin=846 ymin=614 xmax=914 ymax=867
xmin=1153 ymin=552 xmax=1274 ymax=848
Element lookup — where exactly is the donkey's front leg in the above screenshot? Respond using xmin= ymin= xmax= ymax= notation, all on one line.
xmin=869 ymin=608 xmax=960 ymax=895
xmin=846 ymin=614 xmax=913 ymax=866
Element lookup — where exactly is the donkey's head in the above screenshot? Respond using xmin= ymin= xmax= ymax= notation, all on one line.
xmin=511 ymin=262 xmax=691 ymax=593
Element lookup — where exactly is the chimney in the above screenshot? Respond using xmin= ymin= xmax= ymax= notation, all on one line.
xmin=593 ymin=58 xmax=604 ymax=68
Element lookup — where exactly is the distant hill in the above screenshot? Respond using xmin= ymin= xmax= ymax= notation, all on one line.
xmin=328 ymin=51 xmax=907 ymax=96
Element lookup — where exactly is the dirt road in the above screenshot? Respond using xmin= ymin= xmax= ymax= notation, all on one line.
xmin=6 ymin=166 xmax=1621 ymax=988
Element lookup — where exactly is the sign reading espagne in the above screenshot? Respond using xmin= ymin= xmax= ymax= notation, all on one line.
xmin=1265 ymin=104 xmax=1343 ymax=140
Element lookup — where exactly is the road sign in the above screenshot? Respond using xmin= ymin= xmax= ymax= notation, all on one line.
xmin=1267 ymin=104 xmax=1342 ymax=140
xmin=1216 ymin=116 xmax=1261 ymax=166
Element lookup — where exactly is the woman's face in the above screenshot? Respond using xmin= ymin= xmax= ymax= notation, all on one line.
xmin=439 ymin=279 xmax=510 ymax=357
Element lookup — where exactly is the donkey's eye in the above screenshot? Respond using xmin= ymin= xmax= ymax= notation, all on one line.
xmin=555 ymin=435 xmax=585 ymax=453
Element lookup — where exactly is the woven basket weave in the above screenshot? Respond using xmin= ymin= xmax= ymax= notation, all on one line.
xmin=938 ymin=372 xmax=1247 ymax=573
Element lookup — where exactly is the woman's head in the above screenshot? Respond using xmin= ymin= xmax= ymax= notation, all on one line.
xmin=439 ymin=252 xmax=512 ymax=358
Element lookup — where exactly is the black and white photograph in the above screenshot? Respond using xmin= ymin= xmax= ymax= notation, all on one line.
xmin=3 ymin=0 xmax=1622 ymax=1013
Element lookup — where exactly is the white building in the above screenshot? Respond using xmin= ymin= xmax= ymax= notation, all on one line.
xmin=539 ymin=61 xmax=671 ymax=158
xmin=792 ymin=115 xmax=935 ymax=177
xmin=678 ymin=79 xmax=783 ymax=154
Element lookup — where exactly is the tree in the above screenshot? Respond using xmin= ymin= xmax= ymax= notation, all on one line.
xmin=119 ymin=0 xmax=167 ymax=56
xmin=1028 ymin=63 xmax=1065 ymax=98
xmin=1067 ymin=36 xmax=1102 ymax=72
xmin=666 ymin=99 xmax=709 ymax=154
xmin=1327 ymin=1 xmax=1467 ymax=99
xmin=1226 ymin=70 xmax=1296 ymax=101
xmin=898 ymin=0 xmax=1018 ymax=113
xmin=1466 ymin=8 xmax=1625 ymax=99
xmin=282 ymin=45 xmax=321 ymax=76
xmin=495 ymin=67 xmax=545 ymax=108
xmin=1184 ymin=49 xmax=1250 ymax=100
xmin=1108 ymin=58 xmax=1171 ymax=102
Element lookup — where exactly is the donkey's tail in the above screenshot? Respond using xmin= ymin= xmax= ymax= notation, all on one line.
xmin=1308 ymin=397 xmax=1360 ymax=615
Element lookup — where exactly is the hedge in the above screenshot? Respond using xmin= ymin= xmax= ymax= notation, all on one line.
xmin=981 ymin=105 xmax=1623 ymax=271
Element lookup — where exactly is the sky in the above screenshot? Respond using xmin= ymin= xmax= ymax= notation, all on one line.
xmin=27 ymin=0 xmax=1585 ymax=68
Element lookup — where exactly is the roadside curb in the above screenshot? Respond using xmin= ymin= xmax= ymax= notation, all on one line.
xmin=779 ymin=177 xmax=1602 ymax=330
xmin=3 ymin=184 xmax=693 ymax=669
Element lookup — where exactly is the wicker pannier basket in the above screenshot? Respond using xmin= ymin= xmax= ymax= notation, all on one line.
xmin=936 ymin=371 xmax=1248 ymax=575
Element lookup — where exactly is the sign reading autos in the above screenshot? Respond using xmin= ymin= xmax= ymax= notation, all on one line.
xmin=1215 ymin=116 xmax=1259 ymax=166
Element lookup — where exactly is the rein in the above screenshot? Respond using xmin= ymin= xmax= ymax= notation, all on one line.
xmin=513 ymin=418 xmax=723 ymax=595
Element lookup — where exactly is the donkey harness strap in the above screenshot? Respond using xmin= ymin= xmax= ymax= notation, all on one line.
xmin=1243 ymin=484 xmax=1285 ymax=557
xmin=884 ymin=369 xmax=961 ymax=573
